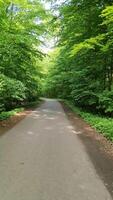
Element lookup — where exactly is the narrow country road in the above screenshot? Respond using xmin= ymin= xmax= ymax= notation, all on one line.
xmin=0 ymin=99 xmax=112 ymax=200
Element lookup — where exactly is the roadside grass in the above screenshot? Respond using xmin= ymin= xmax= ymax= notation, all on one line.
xmin=0 ymin=108 xmax=24 ymax=121
xmin=0 ymin=99 xmax=42 ymax=121
xmin=63 ymin=100 xmax=113 ymax=141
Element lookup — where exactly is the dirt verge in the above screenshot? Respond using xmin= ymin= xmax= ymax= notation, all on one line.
xmin=0 ymin=109 xmax=32 ymax=136
xmin=0 ymin=100 xmax=43 ymax=137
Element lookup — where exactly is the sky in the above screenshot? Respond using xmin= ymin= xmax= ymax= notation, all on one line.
xmin=40 ymin=38 xmax=57 ymax=54
xmin=43 ymin=0 xmax=66 ymax=10
xmin=40 ymin=0 xmax=65 ymax=54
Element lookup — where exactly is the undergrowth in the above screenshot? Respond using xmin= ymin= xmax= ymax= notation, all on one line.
xmin=0 ymin=99 xmax=41 ymax=121
xmin=64 ymin=100 xmax=113 ymax=141
xmin=0 ymin=108 xmax=24 ymax=121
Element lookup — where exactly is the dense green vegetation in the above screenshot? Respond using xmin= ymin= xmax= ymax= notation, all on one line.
xmin=45 ymin=0 xmax=113 ymax=116
xmin=0 ymin=108 xmax=24 ymax=121
xmin=1 ymin=0 xmax=113 ymax=142
xmin=0 ymin=0 xmax=48 ymax=113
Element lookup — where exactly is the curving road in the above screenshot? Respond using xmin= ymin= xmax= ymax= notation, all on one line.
xmin=0 ymin=99 xmax=112 ymax=200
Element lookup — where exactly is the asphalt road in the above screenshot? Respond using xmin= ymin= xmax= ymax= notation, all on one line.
xmin=0 ymin=99 xmax=112 ymax=200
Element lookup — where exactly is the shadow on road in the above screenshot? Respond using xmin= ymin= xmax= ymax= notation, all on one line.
xmin=62 ymin=102 xmax=113 ymax=198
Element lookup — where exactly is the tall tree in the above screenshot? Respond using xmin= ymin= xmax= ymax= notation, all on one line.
xmin=0 ymin=0 xmax=48 ymax=111
xmin=45 ymin=0 xmax=113 ymax=115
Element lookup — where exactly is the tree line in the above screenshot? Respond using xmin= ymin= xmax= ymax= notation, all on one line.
xmin=45 ymin=0 xmax=113 ymax=115
xmin=0 ymin=0 xmax=48 ymax=112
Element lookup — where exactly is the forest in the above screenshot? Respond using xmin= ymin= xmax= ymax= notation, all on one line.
xmin=1 ymin=0 xmax=113 ymax=136
xmin=45 ymin=0 xmax=113 ymax=116
xmin=0 ymin=0 xmax=48 ymax=115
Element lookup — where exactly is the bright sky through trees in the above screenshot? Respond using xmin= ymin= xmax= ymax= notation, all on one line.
xmin=40 ymin=0 xmax=66 ymax=53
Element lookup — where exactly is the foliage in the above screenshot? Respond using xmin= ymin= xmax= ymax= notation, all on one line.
xmin=0 ymin=108 xmax=24 ymax=121
xmin=0 ymin=0 xmax=48 ymax=113
xmin=98 ymin=91 xmax=113 ymax=114
xmin=64 ymin=100 xmax=113 ymax=141
xmin=44 ymin=1 xmax=113 ymax=115
xmin=0 ymin=74 xmax=26 ymax=110
xmin=23 ymin=99 xmax=42 ymax=108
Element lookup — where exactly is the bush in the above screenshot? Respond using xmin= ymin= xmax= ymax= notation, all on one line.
xmin=71 ymin=89 xmax=99 ymax=109
xmin=71 ymin=88 xmax=113 ymax=115
xmin=98 ymin=91 xmax=113 ymax=114
xmin=25 ymin=76 xmax=40 ymax=102
xmin=0 ymin=108 xmax=24 ymax=121
xmin=0 ymin=74 xmax=26 ymax=111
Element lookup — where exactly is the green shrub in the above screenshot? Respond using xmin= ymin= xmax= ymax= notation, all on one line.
xmin=0 ymin=74 xmax=26 ymax=111
xmin=0 ymin=108 xmax=24 ymax=121
xmin=71 ymin=90 xmax=99 ymax=108
xmin=98 ymin=91 xmax=113 ymax=114
xmin=23 ymin=99 xmax=41 ymax=108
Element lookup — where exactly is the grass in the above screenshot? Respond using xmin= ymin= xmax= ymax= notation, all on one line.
xmin=0 ymin=99 xmax=42 ymax=121
xmin=0 ymin=108 xmax=24 ymax=121
xmin=64 ymin=100 xmax=113 ymax=141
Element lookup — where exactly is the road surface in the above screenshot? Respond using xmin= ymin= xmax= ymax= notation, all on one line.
xmin=0 ymin=99 xmax=112 ymax=200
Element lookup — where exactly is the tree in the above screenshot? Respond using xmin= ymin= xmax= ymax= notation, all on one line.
xmin=0 ymin=0 xmax=48 ymax=111
xmin=45 ymin=0 xmax=113 ymax=115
